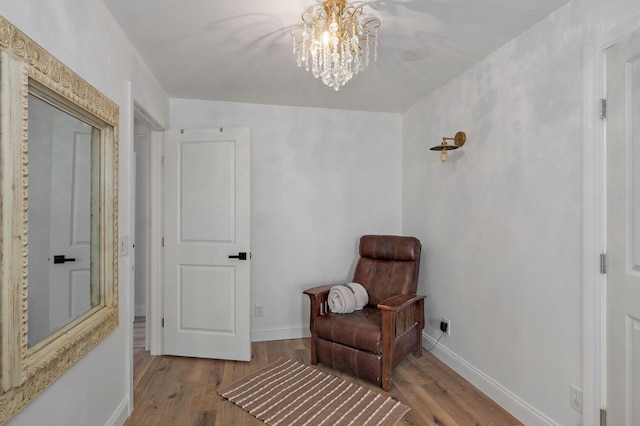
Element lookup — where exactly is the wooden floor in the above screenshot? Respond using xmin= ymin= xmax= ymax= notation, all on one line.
xmin=126 ymin=338 xmax=522 ymax=426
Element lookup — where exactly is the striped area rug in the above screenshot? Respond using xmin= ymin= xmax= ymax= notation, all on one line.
xmin=217 ymin=358 xmax=410 ymax=426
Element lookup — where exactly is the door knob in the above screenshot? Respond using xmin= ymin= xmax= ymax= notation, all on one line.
xmin=228 ymin=252 xmax=247 ymax=260
xmin=53 ymin=255 xmax=76 ymax=264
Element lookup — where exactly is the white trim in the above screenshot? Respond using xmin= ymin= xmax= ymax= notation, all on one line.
xmin=123 ymin=82 xmax=135 ymax=419
xmin=422 ymin=333 xmax=559 ymax=426
xmin=133 ymin=101 xmax=164 ymax=131
xmin=583 ymin=14 xmax=640 ymax=426
xmin=147 ymin=131 xmax=164 ymax=356
xmin=124 ymin=82 xmax=166 ymax=423
xmin=129 ymin=83 xmax=165 ymax=358
xmin=104 ymin=396 xmax=130 ymax=426
xmin=252 ymin=325 xmax=310 ymax=342
xmin=582 ymin=40 xmax=606 ymax=426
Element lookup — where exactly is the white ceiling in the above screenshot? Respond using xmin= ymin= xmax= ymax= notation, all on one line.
xmin=102 ymin=0 xmax=571 ymax=113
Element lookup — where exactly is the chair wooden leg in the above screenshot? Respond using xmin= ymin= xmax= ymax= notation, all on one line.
xmin=381 ymin=371 xmax=392 ymax=392
xmin=380 ymin=309 xmax=395 ymax=392
xmin=413 ymin=346 xmax=422 ymax=358
xmin=304 ymin=290 xmax=327 ymax=366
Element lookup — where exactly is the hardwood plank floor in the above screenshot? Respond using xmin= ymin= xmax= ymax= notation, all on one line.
xmin=127 ymin=339 xmax=522 ymax=426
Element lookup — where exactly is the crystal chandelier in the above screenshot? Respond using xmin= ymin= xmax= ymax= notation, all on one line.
xmin=290 ymin=0 xmax=381 ymax=91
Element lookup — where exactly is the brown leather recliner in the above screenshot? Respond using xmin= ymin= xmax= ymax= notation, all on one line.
xmin=303 ymin=235 xmax=425 ymax=391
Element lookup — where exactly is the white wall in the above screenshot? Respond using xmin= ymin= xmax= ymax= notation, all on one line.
xmin=0 ymin=1 xmax=169 ymax=425
xmin=171 ymin=99 xmax=403 ymax=341
xmin=7 ymin=0 xmax=640 ymax=424
xmin=402 ymin=0 xmax=640 ymax=424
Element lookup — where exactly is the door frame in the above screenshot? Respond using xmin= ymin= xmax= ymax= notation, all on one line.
xmin=132 ymin=101 xmax=164 ymax=357
xmin=125 ymin=82 xmax=166 ymax=416
xmin=584 ymin=14 xmax=640 ymax=426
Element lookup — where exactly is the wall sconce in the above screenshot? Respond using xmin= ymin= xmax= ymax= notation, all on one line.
xmin=429 ymin=131 xmax=466 ymax=163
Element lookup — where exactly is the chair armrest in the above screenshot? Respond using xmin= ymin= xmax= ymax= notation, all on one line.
xmin=377 ymin=294 xmax=425 ymax=312
xmin=303 ymin=285 xmax=334 ymax=331
xmin=379 ymin=294 xmax=425 ymax=345
xmin=303 ymin=285 xmax=333 ymax=298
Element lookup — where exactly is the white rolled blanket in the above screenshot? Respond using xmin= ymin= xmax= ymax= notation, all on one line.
xmin=328 ymin=282 xmax=369 ymax=314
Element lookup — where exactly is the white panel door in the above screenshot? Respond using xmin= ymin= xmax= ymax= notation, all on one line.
xmin=164 ymin=127 xmax=251 ymax=361
xmin=605 ymin=26 xmax=640 ymax=425
xmin=48 ymin=113 xmax=92 ymax=331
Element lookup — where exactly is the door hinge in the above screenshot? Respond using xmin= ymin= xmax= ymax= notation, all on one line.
xmin=600 ymin=253 xmax=607 ymax=274
xmin=600 ymin=408 xmax=607 ymax=426
xmin=162 ymin=318 xmax=165 ymax=328
xmin=600 ymin=99 xmax=607 ymax=119
xmin=162 ymin=237 xmax=164 ymax=247
xmin=161 ymin=156 xmax=165 ymax=167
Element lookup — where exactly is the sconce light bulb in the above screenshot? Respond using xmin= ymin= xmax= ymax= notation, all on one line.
xmin=440 ymin=149 xmax=448 ymax=163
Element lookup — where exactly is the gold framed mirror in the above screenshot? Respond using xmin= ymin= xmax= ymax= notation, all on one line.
xmin=0 ymin=16 xmax=119 ymax=423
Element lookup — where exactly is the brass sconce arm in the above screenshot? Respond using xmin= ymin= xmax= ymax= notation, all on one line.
xmin=429 ymin=131 xmax=466 ymax=163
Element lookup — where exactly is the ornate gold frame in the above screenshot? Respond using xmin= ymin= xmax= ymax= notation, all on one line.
xmin=0 ymin=16 xmax=119 ymax=423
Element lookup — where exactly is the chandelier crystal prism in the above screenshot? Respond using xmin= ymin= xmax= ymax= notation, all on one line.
xmin=290 ymin=0 xmax=381 ymax=91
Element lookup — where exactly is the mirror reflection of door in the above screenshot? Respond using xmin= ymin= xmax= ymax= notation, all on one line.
xmin=27 ymin=93 xmax=99 ymax=347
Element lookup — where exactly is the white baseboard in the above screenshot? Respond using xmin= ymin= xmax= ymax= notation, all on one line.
xmin=252 ymin=324 xmax=310 ymax=342
xmin=134 ymin=304 xmax=145 ymax=318
xmin=105 ymin=396 xmax=130 ymax=426
xmin=422 ymin=332 xmax=559 ymax=426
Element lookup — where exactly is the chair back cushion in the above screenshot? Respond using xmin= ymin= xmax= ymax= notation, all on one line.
xmin=352 ymin=235 xmax=421 ymax=306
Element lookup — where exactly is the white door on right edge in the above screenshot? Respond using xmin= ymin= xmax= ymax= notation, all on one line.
xmin=605 ymin=25 xmax=640 ymax=425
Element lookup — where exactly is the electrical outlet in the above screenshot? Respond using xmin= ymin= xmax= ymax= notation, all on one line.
xmin=570 ymin=385 xmax=583 ymax=413
xmin=254 ymin=305 xmax=263 ymax=318
xmin=440 ymin=318 xmax=451 ymax=336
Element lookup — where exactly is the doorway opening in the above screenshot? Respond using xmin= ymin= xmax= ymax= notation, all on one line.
xmin=131 ymin=101 xmax=164 ymax=391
